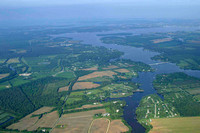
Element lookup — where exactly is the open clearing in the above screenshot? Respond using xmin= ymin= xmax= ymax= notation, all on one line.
xmin=0 ymin=59 xmax=6 ymax=63
xmin=7 ymin=58 xmax=20 ymax=64
xmin=81 ymin=104 xmax=103 ymax=109
xmin=89 ymin=118 xmax=109 ymax=133
xmin=186 ymin=88 xmax=200 ymax=95
xmin=52 ymin=109 xmax=106 ymax=133
xmin=117 ymin=76 xmax=127 ymax=79
xmin=0 ymin=73 xmax=9 ymax=79
xmin=108 ymin=120 xmax=129 ymax=133
xmin=152 ymin=38 xmax=173 ymax=44
xmin=103 ymin=65 xmax=118 ymax=70
xmin=67 ymin=104 xmax=103 ymax=111
xmin=81 ymin=66 xmax=98 ymax=71
xmin=58 ymin=85 xmax=69 ymax=92
xmin=150 ymin=117 xmax=200 ymax=133
xmin=189 ymin=40 xmax=200 ymax=43
xmin=78 ymin=71 xmax=117 ymax=81
xmin=7 ymin=107 xmax=55 ymax=131
xmin=114 ymin=68 xmax=130 ymax=73
xmin=72 ymin=82 xmax=100 ymax=90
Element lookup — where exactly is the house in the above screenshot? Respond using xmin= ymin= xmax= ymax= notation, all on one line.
xmin=103 ymin=113 xmax=110 ymax=116
xmin=19 ymin=73 xmax=32 ymax=76
xmin=147 ymin=109 xmax=149 ymax=114
xmin=42 ymin=129 xmax=46 ymax=132
xmin=113 ymin=101 xmax=118 ymax=104
xmin=87 ymin=92 xmax=92 ymax=94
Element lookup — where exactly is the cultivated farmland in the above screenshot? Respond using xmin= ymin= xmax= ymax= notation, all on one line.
xmin=72 ymin=82 xmax=100 ymax=90
xmin=0 ymin=74 xmax=9 ymax=79
xmin=52 ymin=109 xmax=106 ymax=133
xmin=108 ymin=120 xmax=129 ymax=133
xmin=114 ymin=68 xmax=130 ymax=73
xmin=89 ymin=118 xmax=109 ymax=133
xmin=102 ymin=65 xmax=118 ymax=70
xmin=78 ymin=71 xmax=117 ymax=81
xmin=151 ymin=38 xmax=173 ymax=44
xmin=7 ymin=107 xmax=55 ymax=131
xmin=81 ymin=66 xmax=98 ymax=71
xmin=58 ymin=86 xmax=69 ymax=92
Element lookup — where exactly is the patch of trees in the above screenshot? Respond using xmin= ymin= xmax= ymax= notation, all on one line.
xmin=0 ymin=77 xmax=68 ymax=116
xmin=74 ymin=70 xmax=92 ymax=77
xmin=0 ymin=65 xmax=11 ymax=74
xmin=165 ymin=92 xmax=200 ymax=116
xmin=106 ymin=102 xmax=124 ymax=119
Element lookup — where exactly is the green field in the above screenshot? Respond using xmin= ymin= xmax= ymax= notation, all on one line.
xmin=150 ymin=117 xmax=200 ymax=133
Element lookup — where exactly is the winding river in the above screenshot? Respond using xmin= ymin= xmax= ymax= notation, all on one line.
xmin=53 ymin=26 xmax=200 ymax=133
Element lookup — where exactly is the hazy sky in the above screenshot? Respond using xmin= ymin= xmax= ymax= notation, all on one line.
xmin=0 ymin=0 xmax=200 ymax=26
xmin=1 ymin=0 xmax=200 ymax=7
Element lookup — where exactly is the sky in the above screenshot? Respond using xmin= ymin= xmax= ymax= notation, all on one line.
xmin=1 ymin=0 xmax=200 ymax=7
xmin=0 ymin=0 xmax=200 ymax=26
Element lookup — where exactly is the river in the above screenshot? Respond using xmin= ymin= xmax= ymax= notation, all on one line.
xmin=52 ymin=26 xmax=200 ymax=133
